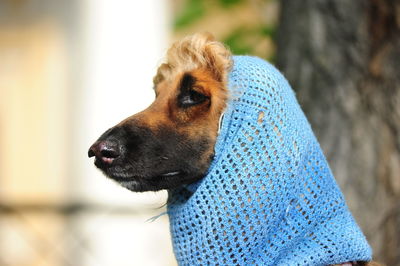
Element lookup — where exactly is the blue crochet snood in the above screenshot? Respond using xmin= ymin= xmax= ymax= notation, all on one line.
xmin=167 ymin=56 xmax=372 ymax=265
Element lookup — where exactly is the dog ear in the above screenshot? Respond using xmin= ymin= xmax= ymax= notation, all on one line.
xmin=154 ymin=33 xmax=232 ymax=87
xmin=153 ymin=63 xmax=171 ymax=86
xmin=198 ymin=32 xmax=233 ymax=83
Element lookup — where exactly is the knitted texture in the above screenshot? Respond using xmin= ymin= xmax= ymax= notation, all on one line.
xmin=167 ymin=56 xmax=372 ymax=265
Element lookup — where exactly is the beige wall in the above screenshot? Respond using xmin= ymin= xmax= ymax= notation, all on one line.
xmin=0 ymin=21 xmax=68 ymax=203
xmin=0 ymin=17 xmax=69 ymax=266
xmin=0 ymin=1 xmax=176 ymax=265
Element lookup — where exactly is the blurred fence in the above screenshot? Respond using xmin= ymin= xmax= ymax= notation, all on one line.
xmin=0 ymin=201 xmax=173 ymax=266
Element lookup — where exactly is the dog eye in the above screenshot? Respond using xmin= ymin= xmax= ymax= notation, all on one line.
xmin=178 ymin=89 xmax=209 ymax=108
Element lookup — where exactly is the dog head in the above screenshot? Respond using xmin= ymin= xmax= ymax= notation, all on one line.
xmin=88 ymin=33 xmax=232 ymax=192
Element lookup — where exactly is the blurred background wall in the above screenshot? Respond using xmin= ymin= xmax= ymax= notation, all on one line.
xmin=0 ymin=0 xmax=399 ymax=265
xmin=0 ymin=0 xmax=174 ymax=265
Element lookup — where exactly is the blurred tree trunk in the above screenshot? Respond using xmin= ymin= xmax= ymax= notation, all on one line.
xmin=276 ymin=0 xmax=400 ymax=265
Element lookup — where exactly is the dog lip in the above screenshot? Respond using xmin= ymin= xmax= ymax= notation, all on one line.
xmin=109 ymin=171 xmax=182 ymax=182
xmin=88 ymin=149 xmax=95 ymax=158
xmin=161 ymin=171 xmax=181 ymax=177
xmin=93 ymin=157 xmax=115 ymax=169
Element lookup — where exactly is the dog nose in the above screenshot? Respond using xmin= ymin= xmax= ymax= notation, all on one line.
xmin=88 ymin=140 xmax=120 ymax=164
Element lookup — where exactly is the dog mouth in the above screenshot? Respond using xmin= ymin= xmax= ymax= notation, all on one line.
xmin=109 ymin=170 xmax=182 ymax=181
xmin=161 ymin=171 xmax=181 ymax=177
xmin=102 ymin=167 xmax=189 ymax=192
xmin=88 ymin=124 xmax=213 ymax=192
xmin=89 ymin=150 xmax=198 ymax=191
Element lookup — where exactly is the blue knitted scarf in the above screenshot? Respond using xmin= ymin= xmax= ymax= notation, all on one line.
xmin=167 ymin=56 xmax=372 ymax=265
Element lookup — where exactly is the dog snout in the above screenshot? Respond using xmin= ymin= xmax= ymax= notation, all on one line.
xmin=88 ymin=140 xmax=120 ymax=165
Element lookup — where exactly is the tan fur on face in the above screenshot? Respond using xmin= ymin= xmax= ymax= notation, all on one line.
xmin=151 ymin=33 xmax=232 ymax=138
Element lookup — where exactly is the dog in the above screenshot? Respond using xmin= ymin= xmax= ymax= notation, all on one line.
xmin=88 ymin=33 xmax=230 ymax=192
xmin=88 ymin=33 xmax=379 ymax=265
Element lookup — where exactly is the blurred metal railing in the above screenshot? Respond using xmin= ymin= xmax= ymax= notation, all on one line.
xmin=0 ymin=201 xmax=164 ymax=266
xmin=0 ymin=202 xmax=150 ymax=215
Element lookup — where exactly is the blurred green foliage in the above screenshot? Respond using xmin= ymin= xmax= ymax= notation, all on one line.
xmin=219 ymin=0 xmax=243 ymax=8
xmin=173 ymin=0 xmax=277 ymax=61
xmin=174 ymin=0 xmax=205 ymax=30
xmin=174 ymin=0 xmax=245 ymax=29
xmin=223 ymin=25 xmax=276 ymax=60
